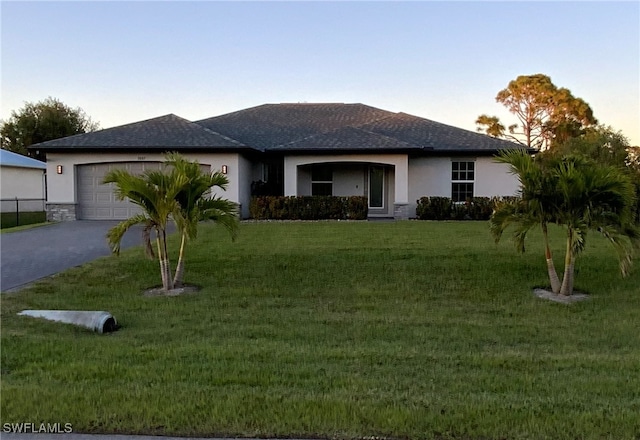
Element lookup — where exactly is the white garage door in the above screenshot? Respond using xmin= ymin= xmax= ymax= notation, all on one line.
xmin=77 ymin=162 xmax=163 ymax=220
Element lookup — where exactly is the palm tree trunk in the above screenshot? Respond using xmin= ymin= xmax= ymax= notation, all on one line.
xmin=559 ymin=228 xmax=575 ymax=296
xmin=173 ymin=232 xmax=187 ymax=287
xmin=155 ymin=233 xmax=169 ymax=290
xmin=161 ymin=228 xmax=174 ymax=291
xmin=542 ymin=223 xmax=561 ymax=294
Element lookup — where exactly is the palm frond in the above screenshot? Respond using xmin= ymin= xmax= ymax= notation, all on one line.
xmin=199 ymin=197 xmax=240 ymax=241
xmin=106 ymin=214 xmax=152 ymax=256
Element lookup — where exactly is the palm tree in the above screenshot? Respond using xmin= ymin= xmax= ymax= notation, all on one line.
xmin=491 ymin=150 xmax=562 ymax=293
xmin=491 ymin=150 xmax=639 ymax=296
xmin=552 ymin=156 xmax=638 ymax=295
xmin=103 ymin=167 xmax=187 ymax=291
xmin=165 ymin=153 xmax=239 ymax=287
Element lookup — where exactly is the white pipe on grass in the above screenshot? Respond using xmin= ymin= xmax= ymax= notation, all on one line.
xmin=18 ymin=310 xmax=117 ymax=333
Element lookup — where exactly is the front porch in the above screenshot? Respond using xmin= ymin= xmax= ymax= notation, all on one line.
xmin=283 ymin=154 xmax=410 ymax=219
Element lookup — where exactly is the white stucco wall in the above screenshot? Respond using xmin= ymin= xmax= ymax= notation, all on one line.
xmin=333 ymin=165 xmax=366 ymax=197
xmin=1 ymin=166 xmax=46 ymax=200
xmin=296 ymin=164 xmax=367 ymax=197
xmin=45 ymin=152 xmax=251 ymax=217
xmin=407 ymin=155 xmax=521 ymax=217
xmin=296 ymin=167 xmax=312 ymax=196
xmin=474 ymin=159 xmax=520 ymax=197
xmin=408 ymin=156 xmax=452 ymax=201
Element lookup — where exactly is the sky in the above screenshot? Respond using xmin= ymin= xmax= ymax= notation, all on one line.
xmin=1 ymin=1 xmax=639 ymax=146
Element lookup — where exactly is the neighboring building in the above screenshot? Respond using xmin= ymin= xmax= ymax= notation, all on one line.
xmin=28 ymin=103 xmax=525 ymax=221
xmin=0 ymin=149 xmax=46 ymax=213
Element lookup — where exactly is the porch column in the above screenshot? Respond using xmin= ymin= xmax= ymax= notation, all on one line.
xmin=283 ymin=157 xmax=298 ymax=196
xmin=393 ymin=156 xmax=410 ymax=219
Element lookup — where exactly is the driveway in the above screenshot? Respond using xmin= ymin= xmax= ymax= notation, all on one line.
xmin=0 ymin=221 xmax=165 ymax=292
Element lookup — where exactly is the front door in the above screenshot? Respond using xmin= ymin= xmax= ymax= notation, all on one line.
xmin=368 ymin=166 xmax=385 ymax=213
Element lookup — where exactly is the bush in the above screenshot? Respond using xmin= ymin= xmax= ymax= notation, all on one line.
xmin=346 ymin=197 xmax=368 ymax=220
xmin=415 ymin=197 xmax=453 ymax=220
xmin=415 ymin=196 xmax=519 ymax=221
xmin=250 ymin=196 xmax=368 ymax=220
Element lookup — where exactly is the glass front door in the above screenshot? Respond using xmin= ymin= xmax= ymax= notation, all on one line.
xmin=369 ymin=166 xmax=384 ymax=209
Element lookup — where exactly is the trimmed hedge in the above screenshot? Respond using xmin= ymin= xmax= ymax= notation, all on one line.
xmin=250 ymin=196 xmax=368 ymax=220
xmin=416 ymin=196 xmax=519 ymax=221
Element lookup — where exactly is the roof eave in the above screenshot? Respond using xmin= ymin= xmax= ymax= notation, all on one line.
xmin=28 ymin=145 xmax=260 ymax=154
xmin=265 ymin=147 xmax=423 ymax=154
xmin=418 ymin=147 xmax=531 ymax=156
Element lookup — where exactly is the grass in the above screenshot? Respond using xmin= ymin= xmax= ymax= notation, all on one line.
xmin=0 ymin=220 xmax=55 ymax=233
xmin=0 ymin=211 xmax=47 ymax=229
xmin=1 ymin=221 xmax=639 ymax=439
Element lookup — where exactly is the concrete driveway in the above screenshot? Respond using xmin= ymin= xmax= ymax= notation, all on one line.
xmin=0 ymin=220 xmax=165 ymax=292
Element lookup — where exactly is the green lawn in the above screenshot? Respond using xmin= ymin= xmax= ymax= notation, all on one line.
xmin=1 ymin=221 xmax=639 ymax=439
xmin=0 ymin=211 xmax=46 ymax=229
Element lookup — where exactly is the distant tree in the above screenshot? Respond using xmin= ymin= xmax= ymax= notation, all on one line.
xmin=0 ymin=97 xmax=99 ymax=160
xmin=476 ymin=74 xmax=597 ymax=151
xmin=548 ymin=125 xmax=638 ymax=170
xmin=545 ymin=126 xmax=640 ymax=223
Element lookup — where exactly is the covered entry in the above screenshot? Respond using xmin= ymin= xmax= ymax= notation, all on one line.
xmin=297 ymin=162 xmax=393 ymax=217
xmin=285 ymin=154 xmax=409 ymax=219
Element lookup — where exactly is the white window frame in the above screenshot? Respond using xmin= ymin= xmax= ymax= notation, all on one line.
xmin=368 ymin=166 xmax=385 ymax=209
xmin=311 ymin=165 xmax=333 ymax=196
xmin=451 ymin=160 xmax=475 ymax=203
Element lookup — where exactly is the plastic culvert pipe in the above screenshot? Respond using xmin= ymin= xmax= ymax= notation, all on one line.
xmin=18 ymin=310 xmax=118 ymax=333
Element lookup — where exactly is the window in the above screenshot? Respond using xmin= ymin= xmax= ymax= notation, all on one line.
xmin=311 ymin=165 xmax=332 ymax=196
xmin=451 ymin=161 xmax=475 ymax=202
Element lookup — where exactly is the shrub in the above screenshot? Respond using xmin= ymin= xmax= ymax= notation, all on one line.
xmin=415 ymin=197 xmax=452 ymax=220
xmin=415 ymin=196 xmax=520 ymax=220
xmin=465 ymin=197 xmax=496 ymax=220
xmin=346 ymin=197 xmax=368 ymax=220
xmin=249 ymin=196 xmax=368 ymax=220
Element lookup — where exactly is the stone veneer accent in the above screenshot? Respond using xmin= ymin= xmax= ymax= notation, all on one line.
xmin=46 ymin=203 xmax=77 ymax=221
xmin=393 ymin=203 xmax=410 ymax=220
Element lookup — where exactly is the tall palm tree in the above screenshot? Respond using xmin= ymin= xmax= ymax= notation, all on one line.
xmin=103 ymin=167 xmax=187 ymax=291
xmin=165 ymin=153 xmax=239 ymax=287
xmin=491 ymin=150 xmax=562 ymax=293
xmin=491 ymin=150 xmax=639 ymax=296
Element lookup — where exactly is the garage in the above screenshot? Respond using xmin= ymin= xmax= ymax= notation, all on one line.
xmin=77 ymin=162 xmax=163 ymax=220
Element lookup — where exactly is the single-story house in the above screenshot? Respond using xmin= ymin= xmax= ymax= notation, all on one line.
xmin=28 ymin=103 xmax=525 ymax=221
xmin=0 ymin=149 xmax=47 ymax=213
